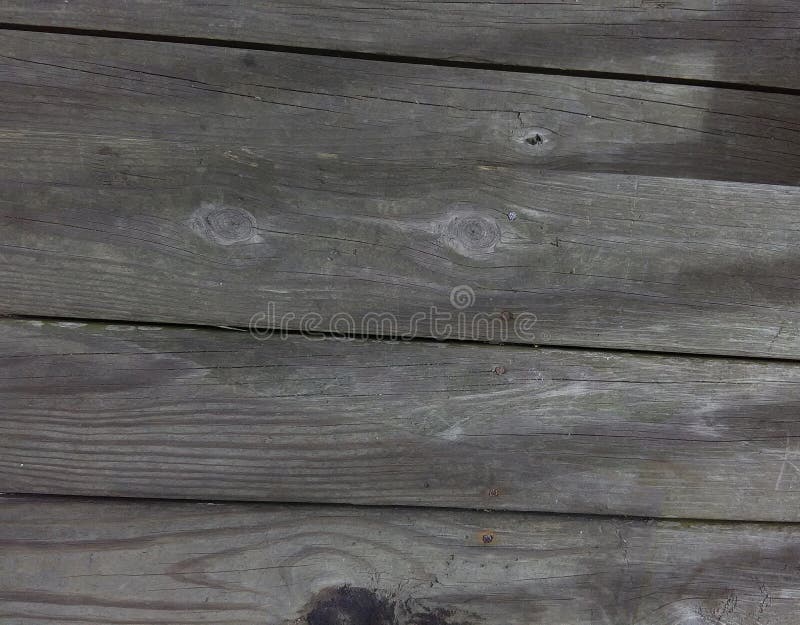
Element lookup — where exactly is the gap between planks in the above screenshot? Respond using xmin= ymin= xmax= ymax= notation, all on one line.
xmin=0 ymin=0 xmax=798 ymax=89
xmin=6 ymin=491 xmax=800 ymax=528
xmin=1 ymin=22 xmax=799 ymax=96
xmin=8 ymin=313 xmax=800 ymax=368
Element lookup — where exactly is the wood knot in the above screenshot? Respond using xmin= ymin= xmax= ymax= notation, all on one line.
xmin=443 ymin=211 xmax=500 ymax=254
xmin=189 ymin=203 xmax=258 ymax=245
xmin=525 ymin=133 xmax=543 ymax=146
xmin=512 ymin=127 xmax=554 ymax=155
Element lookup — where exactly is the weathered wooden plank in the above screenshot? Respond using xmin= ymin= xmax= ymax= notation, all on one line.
xmin=1 ymin=0 xmax=799 ymax=89
xmin=5 ymin=318 xmax=800 ymax=520
xmin=1 ymin=32 xmax=800 ymax=357
xmin=1 ymin=496 xmax=798 ymax=625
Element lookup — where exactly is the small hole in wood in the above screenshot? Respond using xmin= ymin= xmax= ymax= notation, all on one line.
xmin=525 ymin=133 xmax=543 ymax=146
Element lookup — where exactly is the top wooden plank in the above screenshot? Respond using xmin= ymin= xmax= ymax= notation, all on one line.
xmin=1 ymin=0 xmax=799 ymax=89
xmin=1 ymin=31 xmax=800 ymax=357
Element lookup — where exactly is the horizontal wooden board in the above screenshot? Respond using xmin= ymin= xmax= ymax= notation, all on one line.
xmin=2 ymin=496 xmax=800 ymax=625
xmin=2 ymin=32 xmax=800 ymax=357
xmin=6 ymin=319 xmax=800 ymax=520
xmin=1 ymin=0 xmax=799 ymax=89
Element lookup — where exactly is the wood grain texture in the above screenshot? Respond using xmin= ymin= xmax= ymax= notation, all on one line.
xmin=1 ymin=0 xmax=799 ymax=89
xmin=2 ymin=496 xmax=799 ymax=625
xmin=6 ymin=319 xmax=800 ymax=520
xmin=2 ymin=32 xmax=800 ymax=357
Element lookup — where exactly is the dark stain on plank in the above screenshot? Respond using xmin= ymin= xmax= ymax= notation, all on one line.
xmin=306 ymin=586 xmax=473 ymax=625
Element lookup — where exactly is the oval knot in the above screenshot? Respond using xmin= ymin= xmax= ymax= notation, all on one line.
xmin=190 ymin=203 xmax=257 ymax=245
xmin=444 ymin=213 xmax=500 ymax=253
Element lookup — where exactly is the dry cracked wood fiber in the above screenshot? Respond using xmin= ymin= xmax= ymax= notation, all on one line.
xmin=5 ymin=319 xmax=800 ymax=520
xmin=1 ymin=32 xmax=800 ymax=357
xmin=0 ymin=0 xmax=798 ymax=89
xmin=1 ymin=496 xmax=798 ymax=625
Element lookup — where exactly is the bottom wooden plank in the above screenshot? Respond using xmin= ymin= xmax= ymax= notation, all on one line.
xmin=1 ymin=496 xmax=798 ymax=625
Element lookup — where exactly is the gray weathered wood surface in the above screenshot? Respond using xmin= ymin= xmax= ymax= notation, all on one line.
xmin=1 ymin=0 xmax=799 ymax=89
xmin=5 ymin=319 xmax=800 ymax=520
xmin=2 ymin=31 xmax=800 ymax=357
xmin=2 ymin=496 xmax=799 ymax=625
